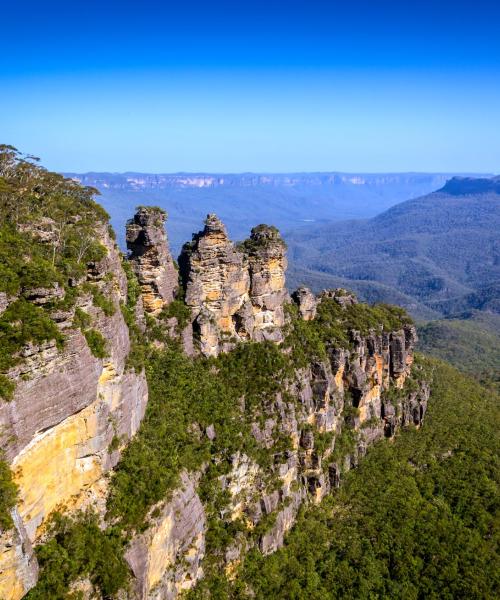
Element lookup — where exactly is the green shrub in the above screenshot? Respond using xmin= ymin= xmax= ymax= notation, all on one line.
xmin=160 ymin=299 xmax=192 ymax=332
xmin=0 ymin=375 xmax=15 ymax=402
xmin=83 ymin=329 xmax=108 ymax=358
xmin=0 ymin=453 xmax=18 ymax=530
xmin=73 ymin=307 xmax=92 ymax=330
xmin=120 ymin=257 xmax=147 ymax=373
xmin=122 ymin=259 xmax=141 ymax=309
xmin=26 ymin=511 xmax=129 ymax=599
xmin=89 ymin=286 xmax=116 ymax=317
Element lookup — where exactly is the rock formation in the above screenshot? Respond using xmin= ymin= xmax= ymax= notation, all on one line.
xmin=1 ymin=205 xmax=430 ymax=600
xmin=244 ymin=224 xmax=288 ymax=342
xmin=292 ymin=286 xmax=317 ymax=320
xmin=179 ymin=215 xmax=288 ymax=356
xmin=126 ymin=206 xmax=178 ymax=314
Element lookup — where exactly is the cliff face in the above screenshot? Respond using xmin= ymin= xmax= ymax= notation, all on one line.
xmin=126 ymin=473 xmax=206 ymax=600
xmin=179 ymin=215 xmax=287 ymax=356
xmin=0 ymin=228 xmax=148 ymax=600
xmin=214 ymin=311 xmax=425 ymax=564
xmin=1 ymin=199 xmax=429 ymax=600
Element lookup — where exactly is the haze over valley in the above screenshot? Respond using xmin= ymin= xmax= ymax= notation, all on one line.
xmin=67 ymin=171 xmax=479 ymax=252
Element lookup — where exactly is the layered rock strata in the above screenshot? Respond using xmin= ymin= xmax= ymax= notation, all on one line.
xmin=179 ymin=215 xmax=288 ymax=356
xmin=126 ymin=207 xmax=178 ymax=314
xmin=0 ymin=227 xmax=148 ymax=600
xmin=126 ymin=473 xmax=206 ymax=600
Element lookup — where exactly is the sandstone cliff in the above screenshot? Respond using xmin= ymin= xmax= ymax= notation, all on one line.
xmin=0 ymin=187 xmax=429 ymax=600
xmin=0 ymin=226 xmax=148 ymax=600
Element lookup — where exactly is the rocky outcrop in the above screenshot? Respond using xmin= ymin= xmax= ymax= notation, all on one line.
xmin=126 ymin=207 xmax=178 ymax=314
xmin=179 ymin=216 xmax=288 ymax=356
xmin=199 ymin=292 xmax=427 ymax=571
xmin=180 ymin=215 xmax=250 ymax=356
xmin=0 ymin=227 xmax=148 ymax=600
xmin=320 ymin=287 xmax=358 ymax=307
xmin=244 ymin=225 xmax=288 ymax=343
xmin=291 ymin=286 xmax=317 ymax=320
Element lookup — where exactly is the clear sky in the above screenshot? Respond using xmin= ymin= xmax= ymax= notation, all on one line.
xmin=1 ymin=0 xmax=500 ymax=173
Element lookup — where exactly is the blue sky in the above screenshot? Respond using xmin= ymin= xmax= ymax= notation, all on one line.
xmin=1 ymin=0 xmax=499 ymax=173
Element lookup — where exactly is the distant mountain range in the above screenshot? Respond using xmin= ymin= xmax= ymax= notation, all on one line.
xmin=67 ymin=170 xmax=499 ymax=322
xmin=65 ymin=171 xmax=485 ymax=252
xmin=286 ymin=176 xmax=500 ymax=320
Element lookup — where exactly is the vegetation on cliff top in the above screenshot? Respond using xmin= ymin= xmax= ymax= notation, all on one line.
xmin=0 ymin=145 xmax=108 ymax=296
xmin=285 ymin=296 xmax=413 ymax=367
xmin=190 ymin=358 xmax=499 ymax=599
xmin=0 ymin=146 xmax=110 ymax=400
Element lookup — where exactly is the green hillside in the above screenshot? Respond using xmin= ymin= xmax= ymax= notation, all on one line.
xmin=286 ymin=178 xmax=500 ymax=320
xmin=418 ymin=312 xmax=500 ymax=391
xmin=191 ymin=358 xmax=500 ymax=599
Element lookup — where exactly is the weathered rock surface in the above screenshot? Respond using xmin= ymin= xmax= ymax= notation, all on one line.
xmin=292 ymin=286 xmax=317 ymax=320
xmin=179 ymin=215 xmax=288 ymax=356
xmin=126 ymin=473 xmax=206 ymax=599
xmin=126 ymin=207 xmax=178 ymax=314
xmin=245 ymin=225 xmax=288 ymax=343
xmin=0 ymin=509 xmax=38 ymax=600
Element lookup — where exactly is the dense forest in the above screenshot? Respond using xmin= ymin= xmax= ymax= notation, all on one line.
xmin=191 ymin=358 xmax=500 ymax=599
xmin=418 ymin=311 xmax=500 ymax=392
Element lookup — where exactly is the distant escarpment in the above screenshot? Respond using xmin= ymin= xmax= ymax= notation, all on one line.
xmin=1 ymin=148 xmax=429 ymax=600
xmin=65 ymin=170 xmax=465 ymax=253
xmin=439 ymin=174 xmax=500 ymax=195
